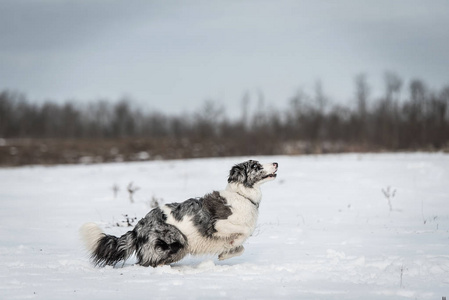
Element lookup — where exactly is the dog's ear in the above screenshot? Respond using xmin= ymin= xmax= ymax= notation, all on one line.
xmin=228 ymin=164 xmax=247 ymax=184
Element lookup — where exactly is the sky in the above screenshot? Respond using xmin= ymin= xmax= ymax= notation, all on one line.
xmin=1 ymin=0 xmax=449 ymax=116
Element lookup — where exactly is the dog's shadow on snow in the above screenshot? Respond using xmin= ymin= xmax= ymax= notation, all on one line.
xmin=118 ymin=256 xmax=252 ymax=274
xmin=118 ymin=254 xmax=253 ymax=273
xmin=168 ymin=257 xmax=252 ymax=274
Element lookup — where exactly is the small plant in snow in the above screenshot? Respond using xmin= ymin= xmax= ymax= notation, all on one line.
xmin=399 ymin=264 xmax=408 ymax=288
xmin=148 ymin=195 xmax=164 ymax=209
xmin=113 ymin=214 xmax=138 ymax=227
xmin=382 ymin=186 xmax=396 ymax=211
xmin=112 ymin=183 xmax=119 ymax=199
xmin=127 ymin=182 xmax=140 ymax=203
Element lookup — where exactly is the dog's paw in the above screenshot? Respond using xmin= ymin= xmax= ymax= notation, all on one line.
xmin=218 ymin=245 xmax=244 ymax=260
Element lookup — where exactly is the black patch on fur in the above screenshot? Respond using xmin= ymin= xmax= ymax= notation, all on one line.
xmin=169 ymin=241 xmax=183 ymax=254
xmin=156 ymin=239 xmax=183 ymax=255
xmin=166 ymin=191 xmax=232 ymax=238
xmin=155 ymin=239 xmax=170 ymax=251
xmin=135 ymin=234 xmax=149 ymax=249
xmin=167 ymin=198 xmax=201 ymax=222
xmin=203 ymin=191 xmax=233 ymax=220
xmin=228 ymin=165 xmax=246 ymax=184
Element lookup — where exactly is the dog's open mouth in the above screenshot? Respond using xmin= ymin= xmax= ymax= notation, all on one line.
xmin=263 ymin=170 xmax=277 ymax=179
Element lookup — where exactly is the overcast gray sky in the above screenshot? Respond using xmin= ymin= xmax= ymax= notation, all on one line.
xmin=1 ymin=0 xmax=448 ymax=115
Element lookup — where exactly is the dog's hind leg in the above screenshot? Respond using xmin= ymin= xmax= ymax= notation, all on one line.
xmin=134 ymin=225 xmax=188 ymax=267
xmin=136 ymin=237 xmax=188 ymax=267
xmin=133 ymin=207 xmax=189 ymax=267
xmin=218 ymin=245 xmax=244 ymax=261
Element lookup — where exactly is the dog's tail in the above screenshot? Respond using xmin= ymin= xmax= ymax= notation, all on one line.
xmin=79 ymin=222 xmax=136 ymax=267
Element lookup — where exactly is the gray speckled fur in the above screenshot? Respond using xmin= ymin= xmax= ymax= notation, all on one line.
xmin=93 ymin=207 xmax=188 ymax=267
xmin=87 ymin=160 xmax=276 ymax=268
xmin=228 ymin=160 xmax=267 ymax=188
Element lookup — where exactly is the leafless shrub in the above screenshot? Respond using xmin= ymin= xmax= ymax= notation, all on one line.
xmin=382 ymin=186 xmax=396 ymax=212
xmin=112 ymin=183 xmax=119 ymax=199
xmin=148 ymin=195 xmax=164 ymax=209
xmin=112 ymin=214 xmax=138 ymax=227
xmin=127 ymin=182 xmax=140 ymax=203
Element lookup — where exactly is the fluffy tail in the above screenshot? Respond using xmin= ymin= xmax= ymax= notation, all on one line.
xmin=79 ymin=222 xmax=136 ymax=267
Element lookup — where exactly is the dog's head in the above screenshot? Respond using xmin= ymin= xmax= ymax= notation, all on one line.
xmin=228 ymin=160 xmax=278 ymax=188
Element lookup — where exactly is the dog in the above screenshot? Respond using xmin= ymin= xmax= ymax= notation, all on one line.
xmin=80 ymin=160 xmax=278 ymax=267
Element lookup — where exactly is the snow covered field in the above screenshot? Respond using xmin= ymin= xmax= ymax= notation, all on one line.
xmin=0 ymin=153 xmax=448 ymax=299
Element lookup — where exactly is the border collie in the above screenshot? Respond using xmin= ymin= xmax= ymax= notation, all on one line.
xmin=80 ymin=160 xmax=278 ymax=267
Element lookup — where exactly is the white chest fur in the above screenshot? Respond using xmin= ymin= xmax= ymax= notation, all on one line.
xmin=214 ymin=189 xmax=259 ymax=241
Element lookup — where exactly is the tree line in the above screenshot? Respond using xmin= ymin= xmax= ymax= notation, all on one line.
xmin=1 ymin=73 xmax=448 ymax=156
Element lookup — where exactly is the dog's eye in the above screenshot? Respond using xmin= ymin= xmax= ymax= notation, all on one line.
xmin=252 ymin=164 xmax=259 ymax=170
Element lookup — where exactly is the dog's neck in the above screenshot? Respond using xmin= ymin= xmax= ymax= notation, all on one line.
xmin=225 ymin=182 xmax=262 ymax=207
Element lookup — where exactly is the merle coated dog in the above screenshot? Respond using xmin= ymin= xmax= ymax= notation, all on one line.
xmin=80 ymin=160 xmax=278 ymax=267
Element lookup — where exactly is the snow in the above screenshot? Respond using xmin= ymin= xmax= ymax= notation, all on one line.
xmin=0 ymin=153 xmax=448 ymax=299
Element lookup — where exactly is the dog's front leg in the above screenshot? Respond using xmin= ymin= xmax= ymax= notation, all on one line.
xmin=218 ymin=233 xmax=246 ymax=260
xmin=218 ymin=245 xmax=244 ymax=260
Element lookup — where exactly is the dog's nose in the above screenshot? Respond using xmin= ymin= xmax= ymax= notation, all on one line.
xmin=273 ymin=162 xmax=278 ymax=168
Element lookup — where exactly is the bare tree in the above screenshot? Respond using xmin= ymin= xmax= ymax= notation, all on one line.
xmin=194 ymin=100 xmax=225 ymax=138
xmin=112 ymin=99 xmax=135 ymax=138
xmin=409 ymin=79 xmax=427 ymax=105
xmin=354 ymin=73 xmax=370 ymax=117
xmin=384 ymin=71 xmax=403 ymax=104
xmin=240 ymin=91 xmax=250 ymax=129
xmin=314 ymin=80 xmax=328 ymax=113
xmin=127 ymin=182 xmax=140 ymax=203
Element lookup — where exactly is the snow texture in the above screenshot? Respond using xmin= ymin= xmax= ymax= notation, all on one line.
xmin=0 ymin=153 xmax=448 ymax=299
